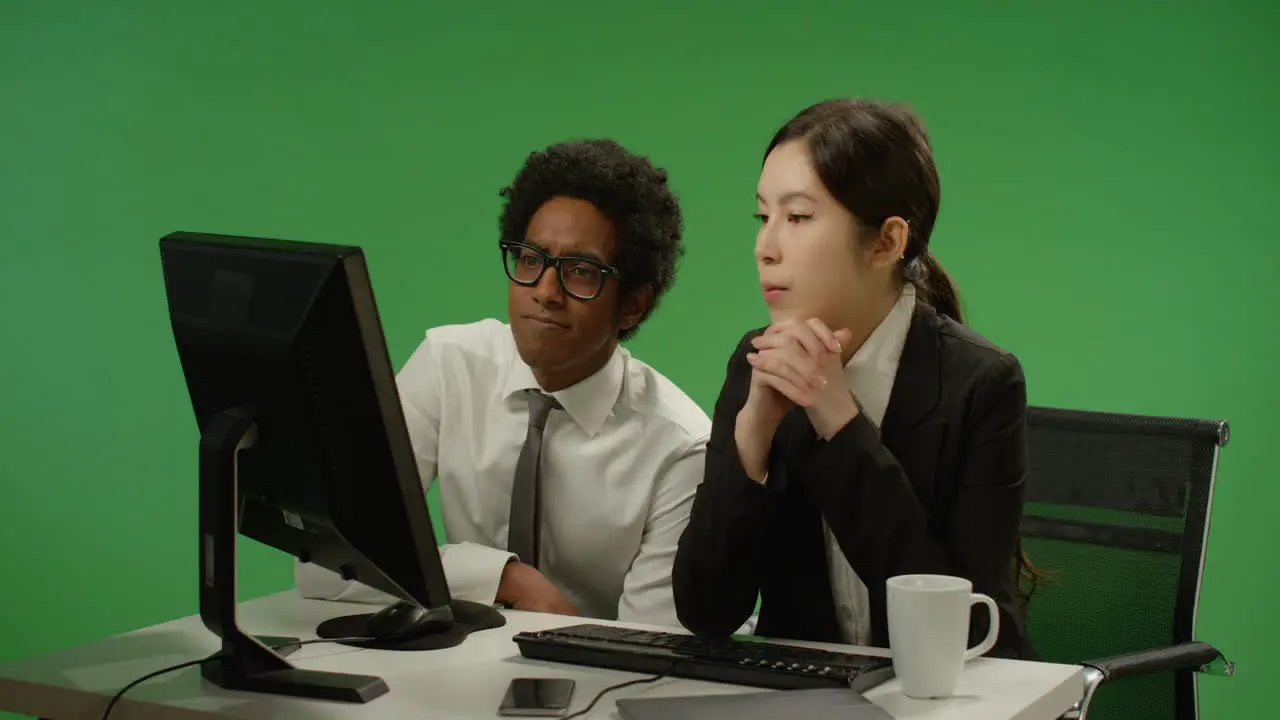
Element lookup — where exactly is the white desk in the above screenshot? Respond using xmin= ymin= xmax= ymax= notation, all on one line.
xmin=0 ymin=591 xmax=1082 ymax=720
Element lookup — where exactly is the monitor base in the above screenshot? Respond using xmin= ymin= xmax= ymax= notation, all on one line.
xmin=201 ymin=656 xmax=388 ymax=703
xmin=198 ymin=407 xmax=388 ymax=704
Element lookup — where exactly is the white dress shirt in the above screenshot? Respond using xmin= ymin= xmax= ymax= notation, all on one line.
xmin=825 ymin=284 xmax=916 ymax=645
xmin=295 ymin=318 xmax=711 ymax=629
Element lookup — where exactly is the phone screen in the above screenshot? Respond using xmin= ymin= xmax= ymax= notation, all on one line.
xmin=499 ymin=678 xmax=576 ymax=716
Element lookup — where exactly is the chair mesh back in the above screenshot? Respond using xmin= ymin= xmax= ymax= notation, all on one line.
xmin=1020 ymin=407 xmax=1226 ymax=720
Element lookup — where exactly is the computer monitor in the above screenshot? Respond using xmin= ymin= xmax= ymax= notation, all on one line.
xmin=159 ymin=230 xmax=505 ymax=704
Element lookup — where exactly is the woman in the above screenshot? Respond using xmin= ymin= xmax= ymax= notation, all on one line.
xmin=672 ymin=99 xmax=1038 ymax=660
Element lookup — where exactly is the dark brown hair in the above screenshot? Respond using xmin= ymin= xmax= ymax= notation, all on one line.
xmin=764 ymin=99 xmax=961 ymax=319
xmin=765 ymin=99 xmax=1047 ymax=606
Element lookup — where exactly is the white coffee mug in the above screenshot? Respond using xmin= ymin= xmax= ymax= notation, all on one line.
xmin=886 ymin=574 xmax=1000 ymax=699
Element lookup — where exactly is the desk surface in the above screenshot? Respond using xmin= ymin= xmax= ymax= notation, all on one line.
xmin=0 ymin=591 xmax=1082 ymax=720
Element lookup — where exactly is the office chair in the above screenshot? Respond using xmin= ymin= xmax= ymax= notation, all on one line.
xmin=1020 ymin=406 xmax=1234 ymax=720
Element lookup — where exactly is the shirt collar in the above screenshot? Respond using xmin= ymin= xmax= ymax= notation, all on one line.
xmin=501 ymin=340 xmax=625 ymax=439
xmin=843 ymin=284 xmax=917 ymax=424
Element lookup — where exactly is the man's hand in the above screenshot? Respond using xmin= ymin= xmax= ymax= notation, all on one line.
xmin=496 ymin=561 xmax=580 ymax=616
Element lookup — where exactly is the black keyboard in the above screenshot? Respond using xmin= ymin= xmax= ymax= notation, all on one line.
xmin=513 ymin=624 xmax=895 ymax=692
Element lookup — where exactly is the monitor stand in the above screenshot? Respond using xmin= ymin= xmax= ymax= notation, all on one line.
xmin=199 ymin=407 xmax=388 ymax=703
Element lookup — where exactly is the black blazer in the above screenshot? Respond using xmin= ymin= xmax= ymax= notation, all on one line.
xmin=672 ymin=302 xmax=1036 ymax=661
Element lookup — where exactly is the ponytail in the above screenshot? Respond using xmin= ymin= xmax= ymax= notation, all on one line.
xmin=905 ymin=249 xmax=963 ymax=323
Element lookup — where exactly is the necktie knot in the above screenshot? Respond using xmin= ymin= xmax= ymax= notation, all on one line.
xmin=527 ymin=390 xmax=561 ymax=430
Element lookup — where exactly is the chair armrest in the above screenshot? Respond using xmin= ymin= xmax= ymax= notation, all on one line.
xmin=1082 ymin=641 xmax=1229 ymax=683
xmin=1064 ymin=643 xmax=1232 ymax=720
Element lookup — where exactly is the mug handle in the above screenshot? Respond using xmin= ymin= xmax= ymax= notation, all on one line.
xmin=963 ymin=592 xmax=1000 ymax=661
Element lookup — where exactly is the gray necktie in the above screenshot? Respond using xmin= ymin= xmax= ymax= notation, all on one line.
xmin=508 ymin=390 xmax=560 ymax=569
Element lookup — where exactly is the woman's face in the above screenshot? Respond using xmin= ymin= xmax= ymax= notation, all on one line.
xmin=755 ymin=139 xmax=877 ymax=332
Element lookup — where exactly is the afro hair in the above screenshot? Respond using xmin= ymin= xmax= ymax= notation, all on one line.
xmin=498 ymin=138 xmax=684 ymax=341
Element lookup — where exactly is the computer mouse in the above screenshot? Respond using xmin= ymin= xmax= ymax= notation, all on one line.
xmin=367 ymin=601 xmax=435 ymax=640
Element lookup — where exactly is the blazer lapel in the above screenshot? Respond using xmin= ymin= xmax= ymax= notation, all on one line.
xmin=857 ymin=302 xmax=948 ymax=647
xmin=879 ymin=302 xmax=947 ymax=508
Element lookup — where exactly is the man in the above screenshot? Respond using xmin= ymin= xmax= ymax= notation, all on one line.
xmin=296 ymin=139 xmax=709 ymax=628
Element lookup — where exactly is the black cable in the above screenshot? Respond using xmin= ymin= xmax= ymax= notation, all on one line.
xmin=562 ymin=661 xmax=677 ymax=719
xmin=100 ymin=636 xmax=369 ymax=720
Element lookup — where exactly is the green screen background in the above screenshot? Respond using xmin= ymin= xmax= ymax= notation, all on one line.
xmin=1 ymin=1 xmax=1275 ymax=717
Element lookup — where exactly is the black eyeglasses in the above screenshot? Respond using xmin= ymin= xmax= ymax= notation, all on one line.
xmin=499 ymin=241 xmax=621 ymax=301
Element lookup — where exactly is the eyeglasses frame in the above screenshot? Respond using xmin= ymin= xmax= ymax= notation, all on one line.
xmin=498 ymin=241 xmax=622 ymax=301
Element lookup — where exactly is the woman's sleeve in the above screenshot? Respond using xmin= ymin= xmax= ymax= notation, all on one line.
xmin=672 ymin=329 xmax=782 ymax=637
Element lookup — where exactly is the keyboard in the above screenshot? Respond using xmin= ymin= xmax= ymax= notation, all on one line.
xmin=512 ymin=623 xmax=895 ymax=692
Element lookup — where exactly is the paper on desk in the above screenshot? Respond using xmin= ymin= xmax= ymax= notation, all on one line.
xmin=615 ymin=687 xmax=893 ymax=720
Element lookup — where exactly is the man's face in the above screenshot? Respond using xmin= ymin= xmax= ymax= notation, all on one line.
xmin=506 ymin=196 xmax=632 ymax=391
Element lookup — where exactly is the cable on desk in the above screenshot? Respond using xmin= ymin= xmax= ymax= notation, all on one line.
xmin=562 ymin=660 xmax=679 ymax=719
xmin=99 ymin=636 xmax=370 ymax=720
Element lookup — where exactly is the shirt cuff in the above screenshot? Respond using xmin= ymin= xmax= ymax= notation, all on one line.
xmin=440 ymin=541 xmax=517 ymax=606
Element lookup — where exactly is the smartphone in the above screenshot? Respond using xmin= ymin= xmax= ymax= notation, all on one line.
xmin=498 ymin=677 xmax=577 ymax=717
